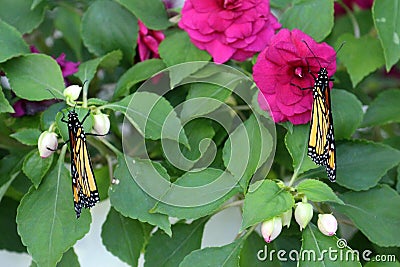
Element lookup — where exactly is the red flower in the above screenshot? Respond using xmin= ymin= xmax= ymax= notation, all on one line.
xmin=335 ymin=0 xmax=374 ymax=16
xmin=253 ymin=29 xmax=336 ymax=125
xmin=137 ymin=20 xmax=165 ymax=61
xmin=178 ymin=0 xmax=281 ymax=64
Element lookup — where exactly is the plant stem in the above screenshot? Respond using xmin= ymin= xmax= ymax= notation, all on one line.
xmin=338 ymin=0 xmax=361 ymax=38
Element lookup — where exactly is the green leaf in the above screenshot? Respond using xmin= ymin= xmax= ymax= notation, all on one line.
xmin=101 ymin=208 xmax=144 ymax=267
xmin=336 ymin=34 xmax=385 ymax=87
xmin=373 ymin=0 xmax=400 ymax=71
xmin=57 ymin=248 xmax=80 ymax=267
xmin=180 ymin=238 xmax=244 ymax=267
xmin=81 ymin=0 xmax=138 ymax=64
xmin=240 ymin=232 xmax=281 ymax=267
xmin=0 ymin=197 xmax=25 ymax=252
xmin=93 ymin=166 xmax=110 ymax=200
xmin=17 ymin=147 xmax=91 ymax=267
xmin=300 ymin=223 xmax=361 ymax=267
xmin=152 ymin=168 xmax=239 ymax=220
xmin=180 ymin=83 xmax=232 ymax=123
xmin=10 ymin=128 xmax=41 ymax=146
xmin=362 ymin=89 xmax=400 ymax=127
xmin=280 ymin=0 xmax=334 ymax=41
xmin=116 ymin=0 xmax=171 ymax=30
xmin=31 ymin=0 xmax=45 ymax=10
xmin=0 ymin=0 xmax=46 ymax=34
xmin=335 ymin=140 xmax=400 ymax=191
xmin=113 ymin=59 xmax=166 ymax=99
xmin=241 ymin=180 xmax=294 ymax=231
xmin=108 ymin=156 xmax=171 ymax=236
xmin=365 ymin=261 xmax=400 ymax=267
xmin=0 ymin=87 xmax=14 ymax=113
xmin=332 ymin=185 xmax=400 ymax=247
xmin=54 ymin=5 xmax=82 ymax=60
xmin=144 ymin=219 xmax=206 ymax=267
xmin=285 ymin=124 xmax=317 ymax=177
xmin=159 ymin=31 xmax=211 ymax=67
xmin=296 ymin=179 xmax=344 ymax=204
xmin=104 ymin=92 xmax=188 ymax=146
xmin=162 ymin=119 xmax=215 ymax=171
xmin=331 ymin=89 xmax=363 ymax=139
xmin=0 ymin=20 xmax=29 ymax=63
xmin=23 ymin=150 xmax=53 ymax=188
xmin=223 ymin=114 xmax=274 ymax=190
xmin=75 ymin=50 xmax=122 ymax=84
xmin=41 ymin=102 xmax=66 ymax=130
xmin=2 ymin=54 xmax=65 ymax=100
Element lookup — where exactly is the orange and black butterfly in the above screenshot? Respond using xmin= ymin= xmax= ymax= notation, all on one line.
xmin=295 ymin=41 xmax=339 ymax=182
xmin=61 ymin=109 xmax=100 ymax=217
xmin=307 ymin=66 xmax=336 ymax=182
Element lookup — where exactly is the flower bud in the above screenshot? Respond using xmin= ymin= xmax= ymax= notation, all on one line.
xmin=294 ymin=202 xmax=313 ymax=231
xmin=281 ymin=209 xmax=292 ymax=228
xmin=92 ymin=113 xmax=110 ymax=135
xmin=38 ymin=131 xmax=58 ymax=158
xmin=63 ymin=85 xmax=82 ymax=101
xmin=317 ymin=214 xmax=338 ymax=236
xmin=261 ymin=217 xmax=282 ymax=243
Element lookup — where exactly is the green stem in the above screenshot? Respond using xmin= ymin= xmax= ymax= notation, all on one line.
xmin=338 ymin=0 xmax=360 ymax=38
xmin=82 ymin=81 xmax=89 ymax=108
xmin=287 ymin=171 xmax=298 ymax=187
xmin=101 ymin=138 xmax=122 ymax=157
xmin=242 ymin=224 xmax=258 ymax=240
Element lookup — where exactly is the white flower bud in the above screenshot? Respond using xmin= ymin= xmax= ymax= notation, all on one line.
xmin=63 ymin=85 xmax=82 ymax=101
xmin=92 ymin=113 xmax=110 ymax=135
xmin=317 ymin=214 xmax=338 ymax=236
xmin=38 ymin=131 xmax=58 ymax=158
xmin=294 ymin=202 xmax=313 ymax=231
xmin=261 ymin=217 xmax=282 ymax=243
xmin=281 ymin=209 xmax=292 ymax=228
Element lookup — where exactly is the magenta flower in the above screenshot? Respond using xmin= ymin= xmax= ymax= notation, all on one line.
xmin=178 ymin=0 xmax=281 ymax=64
xmin=55 ymin=53 xmax=80 ymax=78
xmin=253 ymin=29 xmax=336 ymax=125
xmin=137 ymin=20 xmax=165 ymax=61
xmin=335 ymin=0 xmax=374 ymax=16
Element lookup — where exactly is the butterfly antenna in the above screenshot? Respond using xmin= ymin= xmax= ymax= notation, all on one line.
xmin=302 ymin=40 xmax=322 ymax=69
xmin=327 ymin=41 xmax=346 ymax=70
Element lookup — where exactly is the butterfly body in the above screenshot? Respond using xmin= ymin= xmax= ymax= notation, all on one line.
xmin=307 ymin=67 xmax=336 ymax=182
xmin=62 ymin=110 xmax=100 ymax=218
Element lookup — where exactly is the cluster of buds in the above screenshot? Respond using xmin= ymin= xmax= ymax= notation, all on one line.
xmin=260 ymin=199 xmax=338 ymax=243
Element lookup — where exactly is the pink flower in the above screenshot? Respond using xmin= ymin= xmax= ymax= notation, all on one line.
xmin=55 ymin=53 xmax=79 ymax=78
xmin=178 ymin=0 xmax=281 ymax=64
xmin=335 ymin=0 xmax=374 ymax=16
xmin=253 ymin=29 xmax=336 ymax=124
xmin=137 ymin=20 xmax=165 ymax=61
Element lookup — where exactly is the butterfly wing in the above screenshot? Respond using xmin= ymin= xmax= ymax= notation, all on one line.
xmin=308 ymin=83 xmax=336 ymax=182
xmin=71 ymin=126 xmax=100 ymax=218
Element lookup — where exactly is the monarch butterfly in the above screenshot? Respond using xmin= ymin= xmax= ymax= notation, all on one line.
xmin=61 ymin=108 xmax=100 ymax=218
xmin=307 ymin=66 xmax=336 ymax=182
xmin=295 ymin=41 xmax=338 ymax=182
